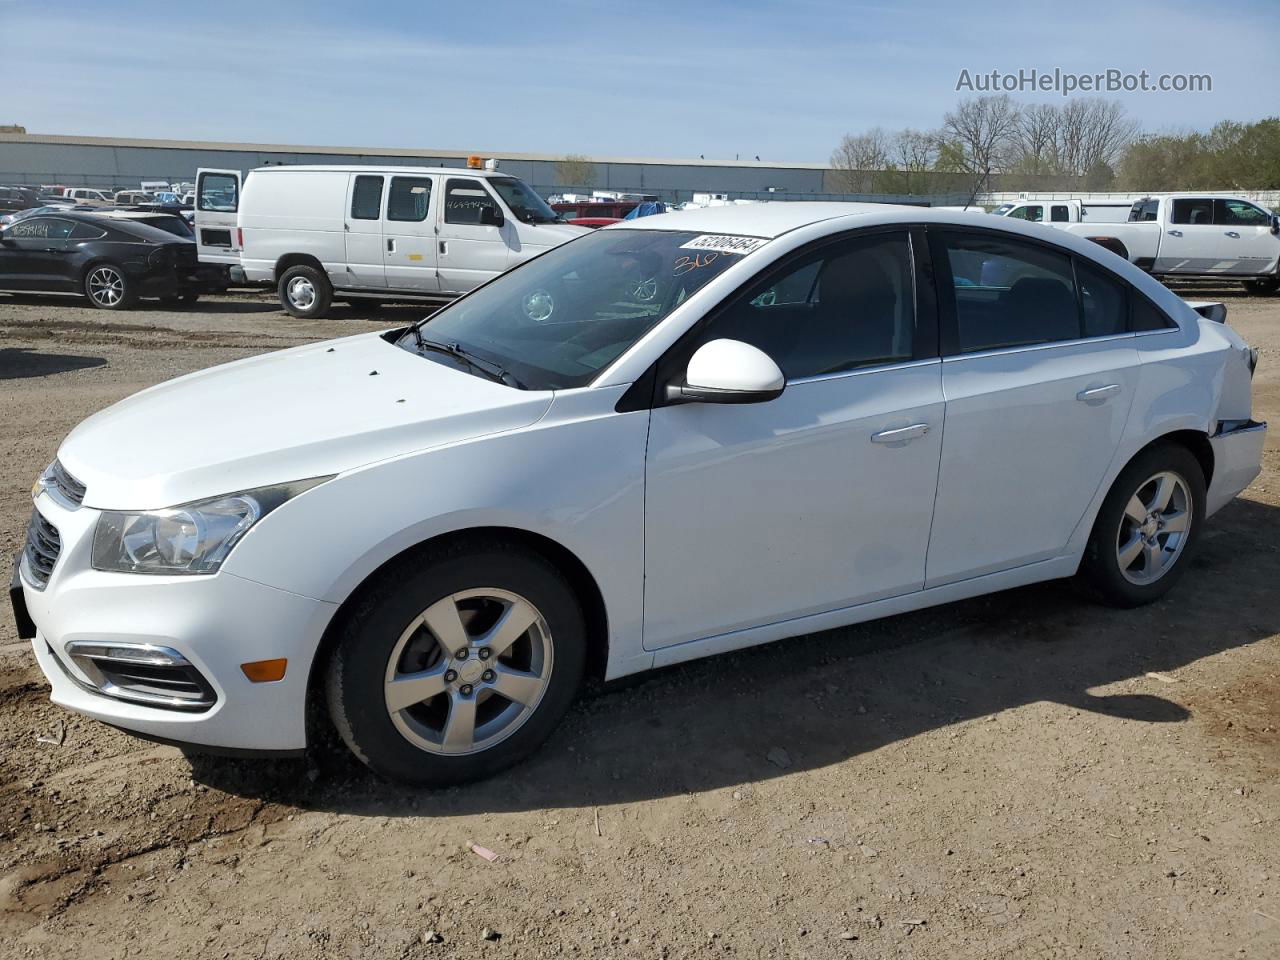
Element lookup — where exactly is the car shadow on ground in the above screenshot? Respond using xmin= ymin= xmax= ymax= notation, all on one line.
xmin=187 ymin=495 xmax=1280 ymax=814
xmin=0 ymin=347 xmax=107 ymax=379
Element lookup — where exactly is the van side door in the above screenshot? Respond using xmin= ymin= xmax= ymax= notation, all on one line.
xmin=382 ymin=175 xmax=439 ymax=293
xmin=436 ymin=177 xmax=511 ymax=294
xmin=344 ymin=174 xmax=387 ymax=289
xmin=194 ymin=168 xmax=243 ymax=265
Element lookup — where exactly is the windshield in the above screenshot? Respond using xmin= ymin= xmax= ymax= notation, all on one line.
xmin=992 ymin=204 xmax=1015 ymax=216
xmin=489 ymin=178 xmax=559 ymax=224
xmin=401 ymin=229 xmax=762 ymax=390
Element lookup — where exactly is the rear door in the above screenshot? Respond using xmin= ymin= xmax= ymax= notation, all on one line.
xmin=1154 ymin=197 xmax=1218 ymax=274
xmin=382 ymin=175 xmax=439 ymax=292
xmin=194 ymin=168 xmax=242 ymax=265
xmin=926 ymin=230 xmax=1140 ymax=585
xmin=436 ymin=177 xmax=511 ymax=294
xmin=1215 ymin=198 xmax=1280 ymax=275
xmin=344 ymin=173 xmax=387 ymax=288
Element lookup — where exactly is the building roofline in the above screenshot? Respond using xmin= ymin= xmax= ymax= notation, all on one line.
xmin=0 ymin=132 xmax=832 ymax=171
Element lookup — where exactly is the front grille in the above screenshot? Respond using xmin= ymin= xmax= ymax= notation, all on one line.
xmin=22 ymin=508 xmax=61 ymax=590
xmin=61 ymin=643 xmax=217 ymax=712
xmin=47 ymin=459 xmax=86 ymax=506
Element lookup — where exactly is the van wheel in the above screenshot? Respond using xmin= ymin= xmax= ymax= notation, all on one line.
xmin=326 ymin=540 xmax=587 ymax=785
xmin=1244 ymin=277 xmax=1279 ymax=296
xmin=278 ymin=264 xmax=332 ymax=318
xmin=1078 ymin=444 xmax=1205 ymax=608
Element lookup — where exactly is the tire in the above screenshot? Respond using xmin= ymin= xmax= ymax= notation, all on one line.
xmin=1079 ymin=443 xmax=1206 ymax=607
xmin=83 ymin=263 xmax=136 ymax=310
xmin=278 ymin=264 xmax=332 ymax=318
xmin=1244 ymin=276 xmax=1279 ymax=296
xmin=326 ymin=540 xmax=587 ymax=785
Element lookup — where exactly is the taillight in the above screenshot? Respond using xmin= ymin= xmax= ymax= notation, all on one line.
xmin=236 ymin=227 xmax=243 ymax=248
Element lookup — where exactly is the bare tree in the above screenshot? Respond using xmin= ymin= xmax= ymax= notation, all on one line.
xmin=942 ymin=95 xmax=1022 ymax=201
xmin=881 ymin=129 xmax=941 ymax=194
xmin=1052 ymin=98 xmax=1138 ymax=178
xmin=829 ymin=128 xmax=889 ymax=193
xmin=556 ymin=154 xmax=596 ymax=188
xmin=1013 ymin=102 xmax=1061 ymax=176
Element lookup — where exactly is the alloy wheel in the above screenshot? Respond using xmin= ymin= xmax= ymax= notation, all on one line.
xmin=383 ymin=588 xmax=553 ymax=756
xmin=87 ymin=267 xmax=125 ymax=307
xmin=1115 ymin=470 xmax=1193 ymax=586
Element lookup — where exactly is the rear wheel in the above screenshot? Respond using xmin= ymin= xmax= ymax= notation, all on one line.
xmin=84 ymin=263 xmax=136 ymax=310
xmin=1244 ymin=276 xmax=1279 ymax=296
xmin=278 ymin=264 xmax=332 ymax=318
xmin=1079 ymin=444 xmax=1205 ymax=607
xmin=326 ymin=541 xmax=587 ymax=785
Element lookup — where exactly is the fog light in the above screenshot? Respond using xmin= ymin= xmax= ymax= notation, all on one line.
xmin=240 ymin=658 xmax=288 ymax=683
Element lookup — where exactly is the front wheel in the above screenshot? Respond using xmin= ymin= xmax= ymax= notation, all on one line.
xmin=326 ymin=541 xmax=587 ymax=785
xmin=278 ymin=264 xmax=333 ymax=318
xmin=84 ymin=263 xmax=136 ymax=310
xmin=1079 ymin=444 xmax=1206 ymax=607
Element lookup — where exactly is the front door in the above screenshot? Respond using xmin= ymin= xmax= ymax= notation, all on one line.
xmin=642 ymin=230 xmax=944 ymax=650
xmin=193 ymin=168 xmax=242 ymax=265
xmin=344 ymin=174 xmax=387 ymax=288
xmin=925 ymin=230 xmax=1140 ymax=585
xmin=1215 ymin=198 xmax=1280 ymax=275
xmin=382 ymin=175 xmax=439 ymax=293
xmin=436 ymin=178 xmax=511 ymax=294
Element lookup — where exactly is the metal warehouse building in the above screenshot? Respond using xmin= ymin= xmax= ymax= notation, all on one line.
xmin=0 ymin=133 xmax=860 ymax=203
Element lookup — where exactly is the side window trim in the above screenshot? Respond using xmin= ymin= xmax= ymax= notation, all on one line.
xmin=443 ymin=177 xmax=500 ymax=226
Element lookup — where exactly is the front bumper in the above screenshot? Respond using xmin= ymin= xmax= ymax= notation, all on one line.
xmin=19 ymin=492 xmax=337 ymax=752
xmin=1206 ymin=419 xmax=1267 ymax=516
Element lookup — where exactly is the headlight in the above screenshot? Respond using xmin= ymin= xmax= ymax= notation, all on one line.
xmin=91 ymin=478 xmax=329 ymax=575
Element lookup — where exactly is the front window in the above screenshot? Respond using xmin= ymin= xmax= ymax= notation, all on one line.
xmin=401 ymin=229 xmax=760 ymax=389
xmin=488 ymin=177 xmax=560 ymax=224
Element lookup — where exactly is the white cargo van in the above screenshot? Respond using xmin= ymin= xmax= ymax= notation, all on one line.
xmin=194 ymin=165 xmax=589 ymax=317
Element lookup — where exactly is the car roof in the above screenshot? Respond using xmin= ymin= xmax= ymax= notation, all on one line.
xmin=250 ymin=164 xmax=508 ymax=177
xmin=602 ymin=201 xmax=1001 ymax=238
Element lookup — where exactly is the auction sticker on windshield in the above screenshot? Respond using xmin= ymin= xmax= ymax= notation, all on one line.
xmin=679 ymin=234 xmax=769 ymax=255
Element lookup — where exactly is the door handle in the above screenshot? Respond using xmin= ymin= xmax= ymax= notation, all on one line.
xmin=1077 ymin=384 xmax=1121 ymax=403
xmin=1225 ymin=231 xmax=1240 ymax=238
xmin=439 ymin=241 xmax=447 ymax=255
xmin=1167 ymin=229 xmax=1183 ymax=237
xmin=871 ymin=423 xmax=929 ymax=444
xmin=387 ymin=238 xmax=396 ymax=253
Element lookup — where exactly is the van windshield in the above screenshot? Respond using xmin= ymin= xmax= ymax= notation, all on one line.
xmin=489 ymin=178 xmax=559 ymax=224
xmin=401 ymin=229 xmax=758 ymax=390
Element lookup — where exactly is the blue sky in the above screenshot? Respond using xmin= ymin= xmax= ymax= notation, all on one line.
xmin=2 ymin=0 xmax=1276 ymax=163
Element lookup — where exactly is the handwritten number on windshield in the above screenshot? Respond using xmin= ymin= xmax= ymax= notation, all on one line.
xmin=673 ymin=252 xmax=719 ymax=276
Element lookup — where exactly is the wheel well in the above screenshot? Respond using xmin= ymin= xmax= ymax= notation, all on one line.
xmin=1136 ymin=429 xmax=1214 ymax=488
xmin=274 ymin=253 xmax=325 ymax=284
xmin=1087 ymin=236 xmax=1129 ymax=260
xmin=304 ymin=527 xmax=610 ymax=736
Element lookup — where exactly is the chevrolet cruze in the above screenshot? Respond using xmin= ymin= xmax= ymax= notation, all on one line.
xmin=12 ymin=204 xmax=1266 ymax=784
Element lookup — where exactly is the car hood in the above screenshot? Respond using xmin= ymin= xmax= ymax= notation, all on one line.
xmin=518 ymin=221 xmax=591 ymax=245
xmin=59 ymin=332 xmax=553 ymax=510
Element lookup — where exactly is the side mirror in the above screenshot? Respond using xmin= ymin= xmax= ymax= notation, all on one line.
xmin=1271 ymin=214 xmax=1279 ymax=235
xmin=666 ymin=339 xmax=785 ymax=405
xmin=480 ymin=205 xmax=504 ymax=227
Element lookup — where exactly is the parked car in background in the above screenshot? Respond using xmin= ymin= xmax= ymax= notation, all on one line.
xmin=0 ymin=211 xmax=202 ymax=309
xmin=194 ymin=164 xmax=588 ymax=318
xmin=101 ymin=209 xmax=228 ymax=293
xmin=0 ymin=185 xmax=41 ymax=213
xmin=62 ymin=188 xmax=115 ymax=204
xmin=113 ymin=190 xmax=154 ymax=205
xmin=0 ymin=203 xmax=97 ymax=227
xmin=991 ymin=199 xmax=1134 ymax=224
xmin=13 ymin=203 xmax=1264 ymax=784
xmin=1061 ymin=195 xmax=1280 ymax=294
xmin=563 ymin=216 xmax=625 ymax=229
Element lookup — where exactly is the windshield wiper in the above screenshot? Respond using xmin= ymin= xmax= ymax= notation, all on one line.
xmin=416 ymin=337 xmax=526 ymax=389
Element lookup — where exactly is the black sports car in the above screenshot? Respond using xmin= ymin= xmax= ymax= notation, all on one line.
xmin=0 ymin=211 xmax=202 ymax=309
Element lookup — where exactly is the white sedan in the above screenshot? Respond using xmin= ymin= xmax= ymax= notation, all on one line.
xmin=13 ymin=203 xmax=1266 ymax=784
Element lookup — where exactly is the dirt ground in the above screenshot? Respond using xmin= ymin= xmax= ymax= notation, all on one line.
xmin=1 ymin=286 xmax=1278 ymax=960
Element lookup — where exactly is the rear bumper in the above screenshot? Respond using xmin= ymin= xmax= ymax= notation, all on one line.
xmin=1206 ymin=419 xmax=1267 ymax=516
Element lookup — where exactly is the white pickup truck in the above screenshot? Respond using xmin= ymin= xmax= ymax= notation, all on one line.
xmin=1059 ymin=194 xmax=1280 ymax=295
xmin=991 ymin=198 xmax=1133 ymax=224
